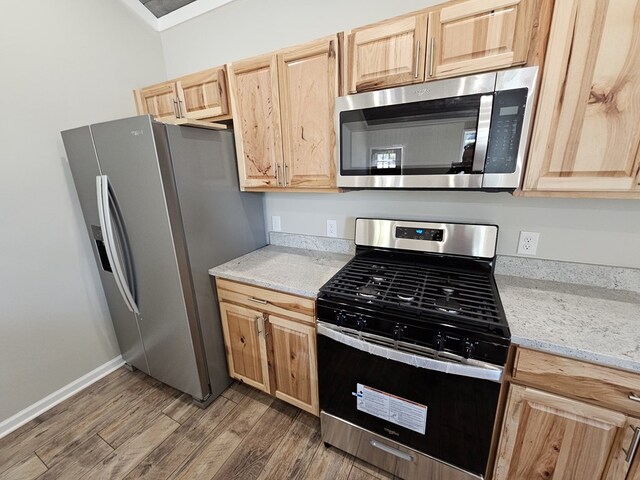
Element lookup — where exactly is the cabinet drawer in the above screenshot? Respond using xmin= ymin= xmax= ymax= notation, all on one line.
xmin=513 ymin=347 xmax=640 ymax=417
xmin=215 ymin=278 xmax=315 ymax=325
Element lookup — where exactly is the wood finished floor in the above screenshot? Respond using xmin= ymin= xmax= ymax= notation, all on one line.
xmin=0 ymin=368 xmax=397 ymax=480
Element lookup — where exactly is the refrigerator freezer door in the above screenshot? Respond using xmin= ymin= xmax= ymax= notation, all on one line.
xmin=89 ymin=116 xmax=206 ymax=400
xmin=61 ymin=126 xmax=150 ymax=374
xmin=165 ymin=125 xmax=267 ymax=398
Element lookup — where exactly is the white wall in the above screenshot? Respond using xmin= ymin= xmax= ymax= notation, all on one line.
xmin=0 ymin=0 xmax=166 ymax=423
xmin=161 ymin=0 xmax=640 ymax=269
xmin=265 ymin=192 xmax=640 ymax=268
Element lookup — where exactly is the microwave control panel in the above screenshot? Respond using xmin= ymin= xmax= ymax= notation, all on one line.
xmin=484 ymin=88 xmax=528 ymax=174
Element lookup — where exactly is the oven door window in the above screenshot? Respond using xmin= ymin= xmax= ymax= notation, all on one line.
xmin=318 ymin=334 xmax=500 ymax=476
xmin=340 ymin=94 xmax=490 ymax=176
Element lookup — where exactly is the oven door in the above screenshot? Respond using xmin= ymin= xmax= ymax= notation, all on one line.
xmin=317 ymin=323 xmax=502 ymax=478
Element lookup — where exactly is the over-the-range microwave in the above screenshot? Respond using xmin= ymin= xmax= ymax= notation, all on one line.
xmin=336 ymin=66 xmax=538 ymax=190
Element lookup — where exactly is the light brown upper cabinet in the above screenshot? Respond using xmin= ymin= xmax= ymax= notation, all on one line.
xmin=427 ymin=0 xmax=537 ymax=80
xmin=228 ymin=54 xmax=283 ymax=189
xmin=523 ymin=0 xmax=640 ymax=198
xmin=134 ymin=66 xmax=230 ymax=128
xmin=135 ymin=82 xmax=179 ymax=122
xmin=345 ymin=0 xmax=546 ymax=93
xmin=229 ymin=35 xmax=339 ymax=191
xmin=345 ymin=14 xmax=428 ymax=93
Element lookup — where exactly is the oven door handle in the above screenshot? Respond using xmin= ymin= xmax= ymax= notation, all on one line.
xmin=317 ymin=322 xmax=503 ymax=383
xmin=369 ymin=439 xmax=414 ymax=462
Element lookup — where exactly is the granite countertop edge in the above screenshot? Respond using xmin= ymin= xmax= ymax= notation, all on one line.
xmin=211 ymin=270 xmax=320 ymax=299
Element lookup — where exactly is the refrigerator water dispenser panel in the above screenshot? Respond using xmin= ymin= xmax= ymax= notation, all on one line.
xmin=91 ymin=225 xmax=112 ymax=272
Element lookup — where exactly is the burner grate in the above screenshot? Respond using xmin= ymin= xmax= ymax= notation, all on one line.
xmin=320 ymin=256 xmax=503 ymax=326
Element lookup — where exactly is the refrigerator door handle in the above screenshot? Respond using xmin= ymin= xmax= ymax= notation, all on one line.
xmin=96 ymin=175 xmax=140 ymax=314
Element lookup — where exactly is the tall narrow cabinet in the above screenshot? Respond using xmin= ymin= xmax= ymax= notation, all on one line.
xmin=523 ymin=0 xmax=640 ymax=197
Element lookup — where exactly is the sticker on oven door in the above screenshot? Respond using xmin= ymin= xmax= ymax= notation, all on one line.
xmin=353 ymin=383 xmax=427 ymax=434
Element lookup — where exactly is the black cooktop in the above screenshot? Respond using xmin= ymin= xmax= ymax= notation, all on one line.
xmin=317 ymin=248 xmax=510 ymax=365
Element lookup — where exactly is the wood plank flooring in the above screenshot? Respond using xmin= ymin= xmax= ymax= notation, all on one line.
xmin=0 ymin=368 xmax=396 ymax=480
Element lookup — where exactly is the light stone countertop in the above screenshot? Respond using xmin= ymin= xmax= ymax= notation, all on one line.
xmin=496 ymin=275 xmax=640 ymax=372
xmin=209 ymin=243 xmax=640 ymax=373
xmin=208 ymin=245 xmax=353 ymax=298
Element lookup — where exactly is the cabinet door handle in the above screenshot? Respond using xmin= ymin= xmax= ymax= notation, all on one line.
xmin=428 ymin=37 xmax=435 ymax=77
xmin=414 ymin=41 xmax=420 ymax=79
xmin=275 ymin=163 xmax=280 ymax=186
xmin=172 ymin=99 xmax=179 ymax=118
xmin=248 ymin=296 xmax=268 ymax=305
xmin=254 ymin=315 xmax=262 ymax=337
xmin=629 ymin=392 xmax=640 ymax=403
xmin=624 ymin=426 xmax=640 ymax=464
xmin=177 ymin=98 xmax=184 ymax=118
xmin=283 ymin=163 xmax=288 ymax=187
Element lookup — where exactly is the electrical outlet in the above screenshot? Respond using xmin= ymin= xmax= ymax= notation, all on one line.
xmin=272 ymin=216 xmax=281 ymax=232
xmin=517 ymin=231 xmax=540 ymax=255
xmin=327 ymin=219 xmax=337 ymax=237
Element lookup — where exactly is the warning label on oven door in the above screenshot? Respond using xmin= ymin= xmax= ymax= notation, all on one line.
xmin=354 ymin=383 xmax=427 ymax=434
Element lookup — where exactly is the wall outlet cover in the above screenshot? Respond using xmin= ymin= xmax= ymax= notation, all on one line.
xmin=517 ymin=231 xmax=540 ymax=255
xmin=327 ymin=219 xmax=337 ymax=237
xmin=272 ymin=216 xmax=281 ymax=232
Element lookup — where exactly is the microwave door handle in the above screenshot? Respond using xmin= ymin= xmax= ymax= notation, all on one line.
xmin=96 ymin=175 xmax=139 ymax=314
xmin=472 ymin=94 xmax=493 ymax=173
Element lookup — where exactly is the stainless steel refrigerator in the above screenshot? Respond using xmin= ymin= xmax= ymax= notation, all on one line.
xmin=61 ymin=115 xmax=266 ymax=405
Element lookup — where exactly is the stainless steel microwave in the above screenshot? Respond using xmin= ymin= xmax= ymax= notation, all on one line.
xmin=336 ymin=66 xmax=538 ymax=190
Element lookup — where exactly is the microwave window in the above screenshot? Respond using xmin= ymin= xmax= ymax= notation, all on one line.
xmin=340 ymin=94 xmax=486 ymax=176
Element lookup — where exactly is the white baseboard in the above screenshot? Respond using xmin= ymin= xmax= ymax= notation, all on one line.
xmin=0 ymin=356 xmax=125 ymax=439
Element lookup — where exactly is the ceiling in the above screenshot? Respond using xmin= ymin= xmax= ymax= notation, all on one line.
xmin=139 ymin=0 xmax=197 ymax=18
xmin=123 ymin=0 xmax=236 ymax=31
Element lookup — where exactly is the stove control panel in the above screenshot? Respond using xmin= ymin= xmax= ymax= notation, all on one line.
xmin=395 ymin=227 xmax=444 ymax=242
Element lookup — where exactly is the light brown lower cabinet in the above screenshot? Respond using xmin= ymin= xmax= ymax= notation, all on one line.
xmin=219 ymin=302 xmax=271 ymax=393
xmin=494 ymin=347 xmax=640 ymax=479
xmin=216 ymin=278 xmax=319 ymax=415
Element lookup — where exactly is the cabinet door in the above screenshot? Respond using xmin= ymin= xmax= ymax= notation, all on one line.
xmin=134 ymin=82 xmax=178 ymax=120
xmin=176 ymin=67 xmax=229 ymax=120
xmin=494 ymin=385 xmax=627 ymax=480
xmin=218 ymin=302 xmax=270 ymax=393
xmin=524 ymin=0 xmax=640 ymax=194
xmin=604 ymin=416 xmax=640 ymax=480
xmin=346 ymin=14 xmax=427 ymax=93
xmin=428 ymin=0 xmax=535 ymax=80
xmin=266 ymin=315 xmax=318 ymax=415
xmin=228 ymin=55 xmax=283 ymax=189
xmin=278 ymin=36 xmax=338 ymax=189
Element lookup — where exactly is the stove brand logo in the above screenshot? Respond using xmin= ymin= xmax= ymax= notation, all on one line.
xmin=414 ymin=87 xmax=430 ymax=96
xmin=130 ymin=130 xmax=144 ymax=136
xmin=384 ymin=427 xmax=400 ymax=437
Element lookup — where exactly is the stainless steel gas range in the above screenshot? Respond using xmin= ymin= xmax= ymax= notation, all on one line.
xmin=317 ymin=218 xmax=510 ymax=480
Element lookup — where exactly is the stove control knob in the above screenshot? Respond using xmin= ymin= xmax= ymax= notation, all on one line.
xmin=336 ymin=311 xmax=347 ymax=326
xmin=393 ymin=324 xmax=404 ymax=341
xmin=356 ymin=316 xmax=367 ymax=331
xmin=434 ymin=333 xmax=446 ymax=351
xmin=463 ymin=339 xmax=475 ymax=359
